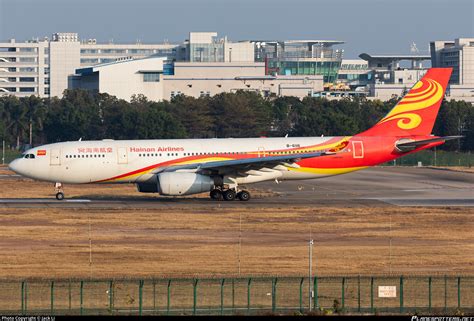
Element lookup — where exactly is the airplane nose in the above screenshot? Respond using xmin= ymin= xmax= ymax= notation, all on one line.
xmin=8 ymin=159 xmax=21 ymax=174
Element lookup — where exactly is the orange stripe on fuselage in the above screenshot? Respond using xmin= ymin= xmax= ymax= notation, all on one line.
xmin=94 ymin=135 xmax=444 ymax=184
xmin=94 ymin=137 xmax=352 ymax=183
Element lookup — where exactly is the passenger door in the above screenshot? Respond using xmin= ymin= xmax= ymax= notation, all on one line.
xmin=117 ymin=147 xmax=128 ymax=164
xmin=50 ymin=149 xmax=61 ymax=166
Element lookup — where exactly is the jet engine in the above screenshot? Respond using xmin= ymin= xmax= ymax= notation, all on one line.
xmin=157 ymin=172 xmax=214 ymax=196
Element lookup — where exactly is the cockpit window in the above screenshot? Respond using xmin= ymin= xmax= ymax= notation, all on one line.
xmin=23 ymin=154 xmax=35 ymax=159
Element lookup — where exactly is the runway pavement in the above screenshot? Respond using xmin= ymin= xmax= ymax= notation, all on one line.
xmin=0 ymin=167 xmax=473 ymax=208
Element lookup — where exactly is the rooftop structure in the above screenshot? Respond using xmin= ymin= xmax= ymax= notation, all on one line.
xmin=253 ymin=40 xmax=344 ymax=82
xmin=358 ymin=53 xmax=431 ymax=70
xmin=71 ymin=56 xmax=324 ymax=101
xmin=430 ymin=38 xmax=474 ymax=103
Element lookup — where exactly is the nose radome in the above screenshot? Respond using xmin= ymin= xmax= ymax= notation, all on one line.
xmin=8 ymin=159 xmax=20 ymax=174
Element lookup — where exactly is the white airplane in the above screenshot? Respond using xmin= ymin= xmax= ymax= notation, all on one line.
xmin=8 ymin=68 xmax=459 ymax=201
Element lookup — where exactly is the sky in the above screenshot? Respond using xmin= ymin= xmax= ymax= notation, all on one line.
xmin=0 ymin=0 xmax=473 ymax=58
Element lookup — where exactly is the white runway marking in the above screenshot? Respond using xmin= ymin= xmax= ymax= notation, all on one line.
xmin=0 ymin=199 xmax=91 ymax=203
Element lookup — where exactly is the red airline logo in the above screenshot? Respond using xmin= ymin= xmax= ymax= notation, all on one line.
xmin=37 ymin=150 xmax=47 ymax=156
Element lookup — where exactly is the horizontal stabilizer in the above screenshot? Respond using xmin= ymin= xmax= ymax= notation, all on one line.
xmin=395 ymin=136 xmax=463 ymax=152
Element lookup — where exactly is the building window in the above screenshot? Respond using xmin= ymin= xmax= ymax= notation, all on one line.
xmin=80 ymin=58 xmax=99 ymax=64
xmin=44 ymin=88 xmax=50 ymax=95
xmin=19 ymin=57 xmax=36 ymax=63
xmin=171 ymin=91 xmax=182 ymax=98
xmin=19 ymin=47 xmax=36 ymax=52
xmin=20 ymin=87 xmax=35 ymax=92
xmin=80 ymin=49 xmax=98 ymax=54
xmin=19 ymin=67 xmax=36 ymax=72
xmin=44 ymin=78 xmax=50 ymax=85
xmin=143 ymin=73 xmax=160 ymax=82
xmin=44 ymin=68 xmax=50 ymax=75
xmin=19 ymin=77 xmax=35 ymax=82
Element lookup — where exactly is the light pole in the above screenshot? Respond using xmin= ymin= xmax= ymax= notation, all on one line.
xmin=2 ymin=140 xmax=4 ymax=165
xmin=309 ymin=236 xmax=314 ymax=311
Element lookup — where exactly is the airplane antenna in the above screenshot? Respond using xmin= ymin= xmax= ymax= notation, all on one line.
xmin=284 ymin=134 xmax=288 ymax=138
xmin=79 ymin=137 xmax=82 ymax=141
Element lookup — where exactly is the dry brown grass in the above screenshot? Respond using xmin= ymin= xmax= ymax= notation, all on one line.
xmin=0 ymin=205 xmax=472 ymax=279
xmin=428 ymin=166 xmax=474 ymax=173
xmin=0 ymin=167 xmax=472 ymax=279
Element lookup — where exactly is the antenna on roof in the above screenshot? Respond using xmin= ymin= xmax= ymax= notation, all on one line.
xmin=410 ymin=42 xmax=419 ymax=54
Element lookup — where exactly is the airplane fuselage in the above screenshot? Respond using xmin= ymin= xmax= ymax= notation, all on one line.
xmin=10 ymin=135 xmax=438 ymax=185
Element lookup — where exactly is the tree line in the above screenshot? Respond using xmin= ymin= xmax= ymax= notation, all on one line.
xmin=0 ymin=89 xmax=473 ymax=151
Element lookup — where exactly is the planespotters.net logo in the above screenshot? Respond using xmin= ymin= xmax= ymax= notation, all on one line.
xmin=411 ymin=317 xmax=473 ymax=321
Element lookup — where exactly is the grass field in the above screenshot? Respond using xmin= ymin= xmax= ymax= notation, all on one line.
xmin=0 ymin=172 xmax=472 ymax=279
xmin=0 ymin=205 xmax=472 ymax=279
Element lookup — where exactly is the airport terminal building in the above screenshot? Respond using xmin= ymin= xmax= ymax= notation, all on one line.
xmin=0 ymin=32 xmax=342 ymax=101
xmin=1 ymin=32 xmax=473 ymax=103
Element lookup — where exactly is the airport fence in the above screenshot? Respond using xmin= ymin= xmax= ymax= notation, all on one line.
xmin=384 ymin=150 xmax=474 ymax=167
xmin=0 ymin=275 xmax=472 ymax=315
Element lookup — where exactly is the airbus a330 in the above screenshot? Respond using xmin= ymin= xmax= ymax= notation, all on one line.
xmin=9 ymin=68 xmax=459 ymax=201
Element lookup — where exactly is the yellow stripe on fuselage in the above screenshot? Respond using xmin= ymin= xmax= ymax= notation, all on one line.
xmin=105 ymin=157 xmax=234 ymax=182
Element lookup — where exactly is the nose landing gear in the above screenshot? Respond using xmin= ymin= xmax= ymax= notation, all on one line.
xmin=55 ymin=182 xmax=65 ymax=200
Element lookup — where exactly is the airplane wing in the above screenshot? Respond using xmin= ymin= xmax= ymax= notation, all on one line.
xmin=396 ymin=136 xmax=463 ymax=152
xmin=154 ymin=151 xmax=335 ymax=175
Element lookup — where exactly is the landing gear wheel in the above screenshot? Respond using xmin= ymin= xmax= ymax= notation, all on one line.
xmin=223 ymin=189 xmax=236 ymax=201
xmin=210 ymin=189 xmax=223 ymax=201
xmin=237 ymin=190 xmax=251 ymax=201
xmin=54 ymin=182 xmax=64 ymax=201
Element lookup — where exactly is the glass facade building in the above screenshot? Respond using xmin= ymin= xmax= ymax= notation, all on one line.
xmin=254 ymin=41 xmax=344 ymax=83
xmin=189 ymin=43 xmax=225 ymax=62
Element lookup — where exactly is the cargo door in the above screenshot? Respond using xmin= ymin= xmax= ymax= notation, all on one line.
xmin=352 ymin=141 xmax=364 ymax=159
xmin=117 ymin=147 xmax=128 ymax=164
xmin=50 ymin=149 xmax=61 ymax=166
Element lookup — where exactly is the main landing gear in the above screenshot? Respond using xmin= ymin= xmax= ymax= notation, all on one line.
xmin=55 ymin=182 xmax=65 ymax=200
xmin=210 ymin=188 xmax=251 ymax=201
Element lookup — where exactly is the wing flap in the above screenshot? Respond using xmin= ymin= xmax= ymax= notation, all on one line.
xmin=155 ymin=151 xmax=335 ymax=174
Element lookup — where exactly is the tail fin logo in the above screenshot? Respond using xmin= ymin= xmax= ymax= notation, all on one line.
xmin=378 ymin=78 xmax=443 ymax=130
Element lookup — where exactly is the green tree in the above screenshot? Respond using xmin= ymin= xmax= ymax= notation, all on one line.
xmin=210 ymin=91 xmax=272 ymax=138
xmin=167 ymin=95 xmax=214 ymax=138
xmin=20 ymin=95 xmax=47 ymax=146
xmin=43 ymin=89 xmax=103 ymax=142
xmin=2 ymin=96 xmax=28 ymax=148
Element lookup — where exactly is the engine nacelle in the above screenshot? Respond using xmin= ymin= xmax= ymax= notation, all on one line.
xmin=157 ymin=172 xmax=214 ymax=196
xmin=137 ymin=182 xmax=159 ymax=193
